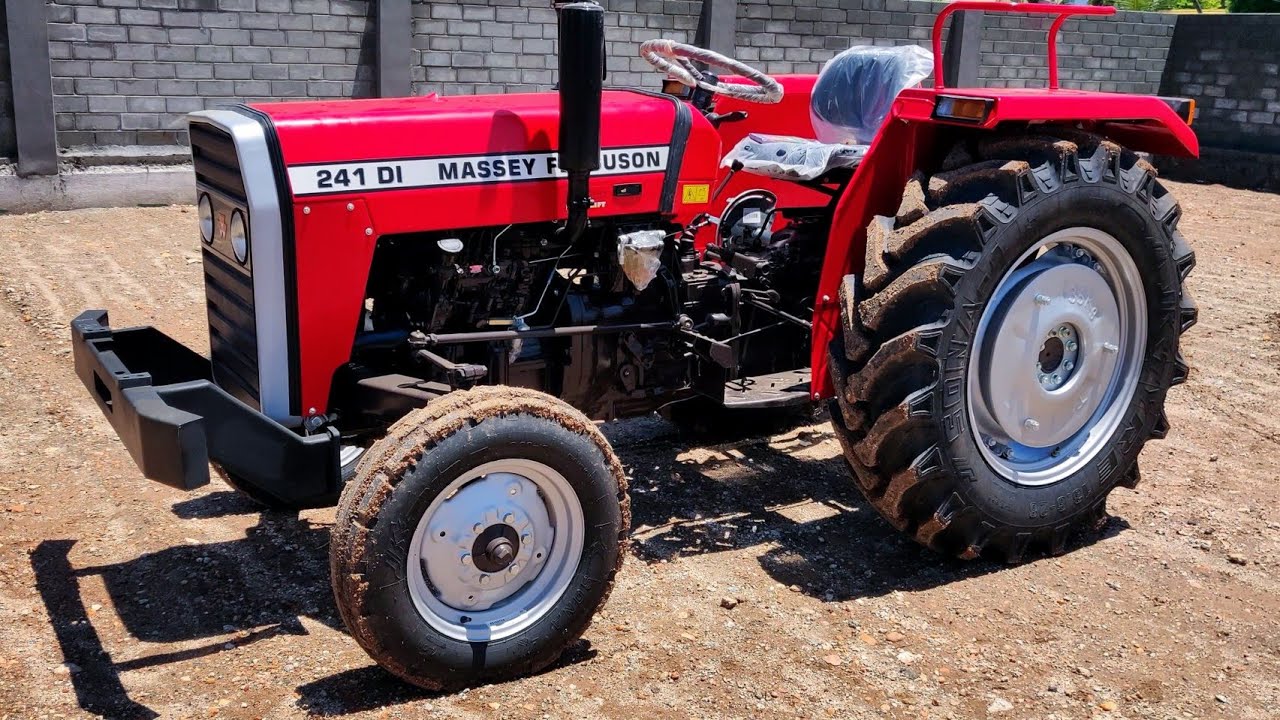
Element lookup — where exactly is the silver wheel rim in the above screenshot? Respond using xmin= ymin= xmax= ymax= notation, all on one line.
xmin=967 ymin=227 xmax=1147 ymax=487
xmin=407 ymin=459 xmax=584 ymax=642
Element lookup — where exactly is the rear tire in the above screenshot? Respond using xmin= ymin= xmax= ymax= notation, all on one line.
xmin=329 ymin=386 xmax=629 ymax=690
xmin=828 ymin=132 xmax=1196 ymax=562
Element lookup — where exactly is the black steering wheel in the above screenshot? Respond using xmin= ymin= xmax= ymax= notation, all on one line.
xmin=639 ymin=40 xmax=784 ymax=105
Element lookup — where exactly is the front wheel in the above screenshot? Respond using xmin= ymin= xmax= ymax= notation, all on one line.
xmin=829 ymin=132 xmax=1196 ymax=562
xmin=329 ymin=386 xmax=629 ymax=690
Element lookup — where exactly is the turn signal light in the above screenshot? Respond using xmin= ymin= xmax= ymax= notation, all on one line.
xmin=934 ymin=95 xmax=995 ymax=124
xmin=1160 ymin=96 xmax=1196 ymax=126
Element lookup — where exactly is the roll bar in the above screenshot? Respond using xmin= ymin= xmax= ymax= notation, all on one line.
xmin=931 ymin=2 xmax=1116 ymax=90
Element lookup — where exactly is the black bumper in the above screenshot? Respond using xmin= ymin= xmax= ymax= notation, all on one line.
xmin=71 ymin=310 xmax=342 ymax=508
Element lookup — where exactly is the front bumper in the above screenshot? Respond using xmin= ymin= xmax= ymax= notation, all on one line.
xmin=71 ymin=309 xmax=341 ymax=508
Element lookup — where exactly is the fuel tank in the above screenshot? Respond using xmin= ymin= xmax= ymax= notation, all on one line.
xmin=249 ymin=89 xmax=721 ymax=234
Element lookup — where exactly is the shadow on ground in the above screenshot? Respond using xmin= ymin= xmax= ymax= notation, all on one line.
xmin=30 ymin=416 xmax=1128 ymax=718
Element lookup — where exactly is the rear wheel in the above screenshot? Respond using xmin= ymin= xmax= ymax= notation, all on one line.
xmin=828 ymin=132 xmax=1196 ymax=562
xmin=329 ymin=386 xmax=629 ymax=689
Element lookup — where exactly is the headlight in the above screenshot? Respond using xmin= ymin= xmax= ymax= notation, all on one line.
xmin=198 ymin=194 xmax=214 ymax=244
xmin=229 ymin=210 xmax=249 ymax=265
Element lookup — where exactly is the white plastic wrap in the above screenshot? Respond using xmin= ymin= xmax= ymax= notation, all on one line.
xmin=617 ymin=229 xmax=666 ymax=291
xmin=810 ymin=45 xmax=933 ymax=145
xmin=722 ymin=133 xmax=867 ymax=181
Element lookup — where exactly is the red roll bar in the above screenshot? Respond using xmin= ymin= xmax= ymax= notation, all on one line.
xmin=931 ymin=1 xmax=1116 ymax=90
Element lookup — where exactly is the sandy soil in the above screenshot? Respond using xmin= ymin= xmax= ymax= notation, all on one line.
xmin=0 ymin=180 xmax=1277 ymax=719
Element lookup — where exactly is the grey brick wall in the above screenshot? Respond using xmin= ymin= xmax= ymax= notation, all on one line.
xmin=410 ymin=0 xmax=700 ymax=96
xmin=979 ymin=9 xmax=1175 ymax=94
xmin=46 ymin=0 xmax=376 ymax=148
xmin=16 ymin=0 xmax=1189 ymax=153
xmin=0 ymin=2 xmax=15 ymax=160
xmin=1160 ymin=14 xmax=1280 ymax=155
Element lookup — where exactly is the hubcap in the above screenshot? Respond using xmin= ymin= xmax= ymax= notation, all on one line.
xmin=407 ymin=459 xmax=583 ymax=642
xmin=967 ymin=228 xmax=1147 ymax=486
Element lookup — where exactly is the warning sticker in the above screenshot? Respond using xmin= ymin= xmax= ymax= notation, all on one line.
xmin=681 ymin=183 xmax=710 ymax=205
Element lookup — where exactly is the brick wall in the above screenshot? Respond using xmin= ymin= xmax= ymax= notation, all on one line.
xmin=1160 ymin=14 xmax=1280 ymax=155
xmin=17 ymin=0 xmax=1185 ymax=152
xmin=410 ymin=0 xmax=700 ymax=96
xmin=0 ymin=2 xmax=15 ymax=160
xmin=45 ymin=0 xmax=376 ymax=148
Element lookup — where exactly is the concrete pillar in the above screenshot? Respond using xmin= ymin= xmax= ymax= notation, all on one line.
xmin=943 ymin=10 xmax=983 ymax=89
xmin=5 ymin=0 xmax=57 ymax=176
xmin=376 ymin=0 xmax=412 ymax=98
xmin=695 ymin=0 xmax=737 ymax=57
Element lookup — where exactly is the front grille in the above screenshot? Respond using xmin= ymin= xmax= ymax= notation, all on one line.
xmin=191 ymin=123 xmax=260 ymax=408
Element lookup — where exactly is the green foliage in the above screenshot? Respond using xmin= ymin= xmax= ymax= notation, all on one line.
xmin=1227 ymin=0 xmax=1280 ymax=11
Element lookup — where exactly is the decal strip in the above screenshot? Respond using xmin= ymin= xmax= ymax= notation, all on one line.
xmin=287 ymin=146 xmax=670 ymax=196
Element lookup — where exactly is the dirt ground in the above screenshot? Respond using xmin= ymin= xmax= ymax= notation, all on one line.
xmin=0 ymin=179 xmax=1277 ymax=720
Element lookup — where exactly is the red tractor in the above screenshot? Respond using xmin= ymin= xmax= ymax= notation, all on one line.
xmin=71 ymin=1 xmax=1197 ymax=690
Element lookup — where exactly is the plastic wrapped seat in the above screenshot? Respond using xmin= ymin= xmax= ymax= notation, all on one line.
xmin=723 ymin=45 xmax=933 ymax=182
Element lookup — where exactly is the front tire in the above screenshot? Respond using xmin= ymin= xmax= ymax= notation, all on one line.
xmin=329 ymin=386 xmax=629 ymax=690
xmin=829 ymin=132 xmax=1196 ymax=562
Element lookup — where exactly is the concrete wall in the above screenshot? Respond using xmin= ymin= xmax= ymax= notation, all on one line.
xmin=409 ymin=0 xmax=1178 ymax=99
xmin=45 ymin=0 xmax=376 ymax=148
xmin=1160 ymin=14 xmax=1280 ymax=155
xmin=0 ymin=2 xmax=15 ymax=161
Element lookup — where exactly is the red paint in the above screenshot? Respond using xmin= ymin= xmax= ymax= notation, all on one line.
xmin=247 ymin=15 xmax=1199 ymax=414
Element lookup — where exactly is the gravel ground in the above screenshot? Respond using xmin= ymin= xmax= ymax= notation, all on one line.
xmin=0 ymin=179 xmax=1277 ymax=719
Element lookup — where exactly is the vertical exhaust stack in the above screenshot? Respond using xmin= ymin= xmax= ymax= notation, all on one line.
xmin=557 ymin=2 xmax=605 ymax=241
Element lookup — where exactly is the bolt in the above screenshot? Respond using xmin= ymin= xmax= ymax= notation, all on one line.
xmin=1102 ymin=342 xmax=1119 ymax=354
xmin=508 ymin=563 xmax=520 ymax=575
xmin=1059 ymin=325 xmax=1072 ymax=336
xmin=364 ymin=227 xmax=373 ymax=236
xmin=473 ymin=523 xmax=484 ymax=534
xmin=346 ymin=203 xmax=354 ymax=211
xmin=1064 ymin=361 xmax=1074 ymax=372
xmin=302 ymin=206 xmax=311 ymax=215
xmin=822 ymin=294 xmax=831 ymax=302
xmin=1073 ymin=247 xmax=1084 ymax=258
xmin=1066 ymin=341 xmax=1078 ymax=352
xmin=986 ymin=437 xmax=997 ymax=448
xmin=502 ymin=513 xmax=515 ymax=525
xmin=521 ymin=533 xmax=532 ymax=545
xmin=461 ymin=553 xmax=471 ymax=566
xmin=1052 ymin=373 xmax=1061 ymax=384
xmin=1034 ymin=294 xmax=1051 ymax=306
xmin=1024 ymin=418 xmax=1040 ymax=430
xmin=508 ymin=483 xmax=520 ymax=496
xmin=478 ymin=574 xmax=490 ymax=586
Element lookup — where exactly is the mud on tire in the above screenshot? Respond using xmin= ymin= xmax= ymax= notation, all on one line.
xmin=828 ymin=132 xmax=1196 ymax=562
xmin=329 ymin=385 xmax=629 ymax=690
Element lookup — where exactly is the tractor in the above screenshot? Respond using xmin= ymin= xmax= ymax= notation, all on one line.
xmin=70 ymin=1 xmax=1198 ymax=690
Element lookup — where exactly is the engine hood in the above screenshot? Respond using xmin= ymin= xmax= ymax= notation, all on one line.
xmin=248 ymin=90 xmax=701 ymax=204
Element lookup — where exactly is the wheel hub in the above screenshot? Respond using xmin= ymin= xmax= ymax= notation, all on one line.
xmin=967 ymin=230 xmax=1147 ymax=486
xmin=418 ymin=472 xmax=551 ymax=612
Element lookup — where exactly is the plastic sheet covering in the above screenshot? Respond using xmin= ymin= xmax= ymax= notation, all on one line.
xmin=810 ymin=44 xmax=933 ymax=145
xmin=617 ymin=229 xmax=666 ymax=291
xmin=722 ymin=134 xmax=867 ymax=181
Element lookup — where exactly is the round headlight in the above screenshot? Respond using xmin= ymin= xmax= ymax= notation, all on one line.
xmin=198 ymin=194 xmax=214 ymax=244
xmin=229 ymin=210 xmax=249 ymax=265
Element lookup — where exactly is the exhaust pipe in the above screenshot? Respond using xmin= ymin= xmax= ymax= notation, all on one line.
xmin=557 ymin=2 xmax=604 ymax=241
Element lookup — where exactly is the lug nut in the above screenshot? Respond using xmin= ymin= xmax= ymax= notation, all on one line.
xmin=473 ymin=523 xmax=484 ymax=534
xmin=1102 ymin=342 xmax=1119 ymax=354
xmin=1024 ymin=418 xmax=1040 ymax=430
xmin=461 ymin=553 xmax=472 ymax=566
xmin=1064 ymin=361 xmax=1074 ymax=372
xmin=1066 ymin=341 xmax=1078 ymax=351
xmin=508 ymin=563 xmax=520 ymax=575
xmin=1052 ymin=374 xmax=1061 ymax=384
xmin=503 ymin=513 xmax=515 ymax=525
xmin=1034 ymin=294 xmax=1051 ymax=306
xmin=478 ymin=574 xmax=490 ymax=586
xmin=508 ymin=483 xmax=520 ymax=496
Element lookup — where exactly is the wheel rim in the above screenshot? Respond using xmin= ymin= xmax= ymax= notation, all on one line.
xmin=407 ymin=459 xmax=584 ymax=642
xmin=967 ymin=227 xmax=1147 ymax=487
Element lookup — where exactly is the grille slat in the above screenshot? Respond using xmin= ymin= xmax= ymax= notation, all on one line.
xmin=193 ymin=122 xmax=260 ymax=409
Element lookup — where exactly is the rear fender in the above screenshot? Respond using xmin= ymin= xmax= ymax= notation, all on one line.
xmin=810 ymin=89 xmax=1199 ymax=396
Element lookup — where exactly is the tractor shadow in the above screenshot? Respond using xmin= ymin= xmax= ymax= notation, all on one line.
xmin=30 ymin=417 xmax=1130 ymax=718
xmin=604 ymin=414 xmax=1129 ymax=602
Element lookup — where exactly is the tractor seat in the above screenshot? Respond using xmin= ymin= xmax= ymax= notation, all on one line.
xmin=722 ymin=44 xmax=933 ymax=183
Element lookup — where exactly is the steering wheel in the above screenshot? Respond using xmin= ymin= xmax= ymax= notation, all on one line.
xmin=639 ymin=40 xmax=784 ymax=105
